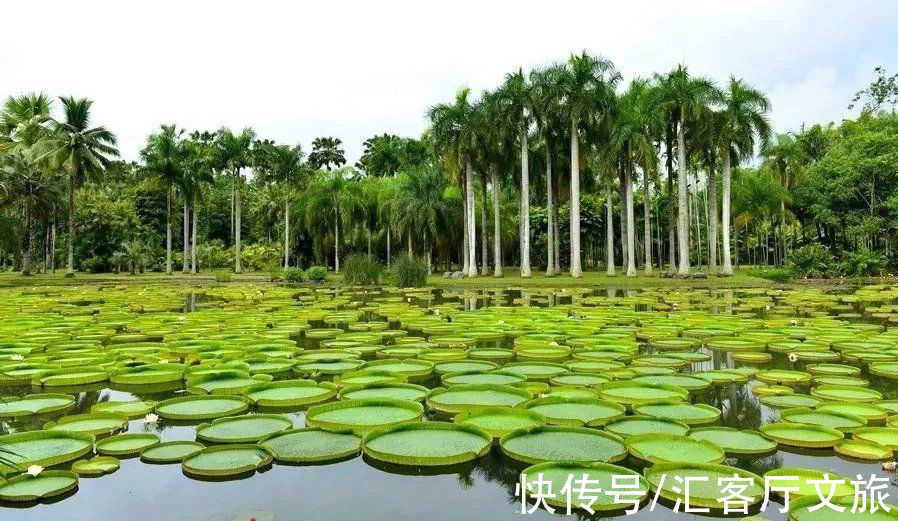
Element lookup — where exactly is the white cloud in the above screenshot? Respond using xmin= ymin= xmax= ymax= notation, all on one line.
xmin=1 ymin=0 xmax=895 ymax=162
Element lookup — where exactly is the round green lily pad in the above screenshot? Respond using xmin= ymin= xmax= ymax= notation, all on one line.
xmin=816 ymin=402 xmax=889 ymax=422
xmin=646 ymin=463 xmax=763 ymax=509
xmin=34 ymin=366 xmax=108 ymax=387
xmin=756 ymin=369 xmax=812 ymax=386
xmin=499 ymin=425 xmax=627 ymax=464
xmin=626 ymin=433 xmax=725 ymax=464
xmin=781 ymin=407 xmax=867 ymax=432
xmin=44 ymin=412 xmax=129 ymax=437
xmin=499 ymin=362 xmax=569 ymax=381
xmin=441 ymin=370 xmax=526 ymax=387
xmin=688 ymin=427 xmax=777 ymax=456
xmin=811 ymin=385 xmax=883 ymax=403
xmin=853 ymin=427 xmax=898 ymax=450
xmin=520 ymin=461 xmax=648 ymax=511
xmin=426 ymin=384 xmax=532 ymax=414
xmin=305 ymin=398 xmax=423 ymax=434
xmin=260 ymin=428 xmax=361 ymax=463
xmin=454 ymin=407 xmax=546 ymax=439
xmin=633 ymin=402 xmax=721 ymax=425
xmin=523 ymin=397 xmax=625 ymax=427
xmin=603 ymin=416 xmax=690 ymax=438
xmin=196 ymin=414 xmax=293 ymax=443
xmin=245 ymin=380 xmax=336 ymax=408
xmin=182 ymin=444 xmax=273 ymax=478
xmin=91 ymin=400 xmax=155 ymax=419
xmin=109 ymin=363 xmax=184 ymax=385
xmin=760 ymin=394 xmax=822 ymax=409
xmin=598 ymin=381 xmax=688 ymax=407
xmin=0 ymin=470 xmax=79 ymax=502
xmin=140 ymin=441 xmax=205 ymax=463
xmin=869 ymin=362 xmax=898 ymax=379
xmin=155 ymin=395 xmax=251 ymax=420
xmin=548 ymin=373 xmax=609 ymax=387
xmin=0 ymin=393 xmax=75 ymax=418
xmin=96 ymin=433 xmax=160 ymax=456
xmin=0 ymin=431 xmax=94 ymax=475
xmin=363 ymin=422 xmax=492 ymax=466
xmin=765 ymin=467 xmax=853 ymax=498
xmin=340 ymin=383 xmax=429 ymax=402
xmin=72 ymin=456 xmax=120 ymax=476
xmin=759 ymin=422 xmax=844 ymax=448
xmin=633 ymin=374 xmax=712 ymax=392
xmin=834 ymin=438 xmax=892 ymax=461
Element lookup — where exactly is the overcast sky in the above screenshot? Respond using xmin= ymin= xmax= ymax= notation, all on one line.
xmin=2 ymin=1 xmax=895 ymax=163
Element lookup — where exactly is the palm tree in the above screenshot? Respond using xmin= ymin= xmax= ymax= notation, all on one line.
xmin=761 ymin=132 xmax=798 ymax=266
xmin=140 ymin=125 xmax=185 ymax=275
xmin=496 ymin=69 xmax=533 ymax=277
xmin=530 ymin=66 xmax=565 ymax=276
xmin=254 ymin=141 xmax=306 ymax=268
xmin=37 ymin=97 xmax=118 ymax=276
xmin=303 ymin=167 xmax=359 ymax=272
xmin=183 ymin=131 xmax=216 ymax=273
xmin=718 ymin=77 xmax=771 ymax=275
xmin=658 ymin=66 xmax=718 ymax=276
xmin=377 ymin=177 xmax=399 ymax=267
xmin=428 ymin=88 xmax=478 ymax=277
xmin=559 ymin=52 xmax=620 ymax=277
xmin=308 ymin=137 xmax=346 ymax=171
xmin=393 ymin=167 xmax=450 ymax=273
xmin=214 ymin=128 xmax=255 ymax=273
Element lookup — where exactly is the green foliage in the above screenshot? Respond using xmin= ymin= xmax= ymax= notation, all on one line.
xmin=787 ymin=243 xmax=835 ymax=278
xmin=306 ymin=265 xmax=327 ymax=282
xmin=391 ymin=255 xmax=428 ymax=288
xmin=240 ymin=242 xmax=280 ymax=272
xmin=342 ymin=254 xmax=382 ymax=285
xmin=840 ymin=249 xmax=888 ymax=277
xmin=196 ymin=240 xmax=232 ymax=271
xmin=213 ymin=271 xmax=232 ymax=283
xmin=282 ymin=267 xmax=306 ymax=283
xmin=745 ymin=267 xmax=792 ymax=283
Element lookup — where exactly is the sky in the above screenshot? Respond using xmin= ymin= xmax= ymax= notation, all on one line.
xmin=2 ymin=0 xmax=895 ymax=164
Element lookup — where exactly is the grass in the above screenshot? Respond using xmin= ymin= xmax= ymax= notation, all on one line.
xmin=0 ymin=266 xmax=774 ymax=289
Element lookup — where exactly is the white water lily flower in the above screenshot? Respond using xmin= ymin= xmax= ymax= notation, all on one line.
xmin=25 ymin=465 xmax=43 ymax=477
xmin=788 ymin=353 xmax=799 ymax=363
xmin=10 ymin=354 xmax=24 ymax=361
xmin=883 ymin=461 xmax=897 ymax=472
xmin=144 ymin=413 xmax=160 ymax=424
xmin=790 ymin=319 xmax=798 ymax=326
xmin=407 ymin=297 xmax=412 ymax=303
xmin=765 ymin=305 xmax=771 ymax=311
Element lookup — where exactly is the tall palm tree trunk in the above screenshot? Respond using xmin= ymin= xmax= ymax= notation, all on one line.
xmin=386 ymin=226 xmax=391 ymax=268
xmin=625 ymin=161 xmax=636 ymax=276
xmin=165 ymin=188 xmax=172 ymax=275
xmin=520 ymin=129 xmax=531 ymax=277
xmin=619 ymin=168 xmax=628 ymax=270
xmin=23 ymin=202 xmax=33 ymax=276
xmin=334 ymin=214 xmax=340 ymax=272
xmin=569 ymin=120 xmax=582 ymax=277
xmin=606 ymin=185 xmax=616 ymax=275
xmin=708 ymin=159 xmax=718 ymax=274
xmin=491 ymin=166 xmax=503 ymax=277
xmin=666 ymin=138 xmax=676 ymax=270
xmin=191 ymin=194 xmax=198 ymax=274
xmin=182 ymin=195 xmax=189 ymax=273
xmin=643 ymin=169 xmax=653 ymax=275
xmin=545 ymin=142 xmax=555 ymax=276
xmin=50 ymin=220 xmax=56 ymax=273
xmin=676 ymin=117 xmax=690 ymax=275
xmin=284 ymin=197 xmax=290 ymax=269
xmin=553 ymin=204 xmax=561 ymax=274
xmin=425 ymin=231 xmax=432 ymax=275
xmin=465 ymin=162 xmax=477 ymax=277
xmin=480 ymin=177 xmax=488 ymax=275
xmin=235 ymin=177 xmax=243 ymax=273
xmin=66 ymin=175 xmax=75 ymax=276
xmin=721 ymin=148 xmax=734 ymax=275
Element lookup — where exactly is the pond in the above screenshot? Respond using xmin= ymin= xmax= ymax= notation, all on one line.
xmin=2 ymin=282 xmax=898 ymax=520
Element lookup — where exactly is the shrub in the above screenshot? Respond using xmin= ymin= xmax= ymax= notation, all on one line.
xmin=745 ymin=267 xmax=792 ymax=283
xmin=391 ymin=255 xmax=428 ymax=287
xmin=282 ymin=267 xmax=306 ymax=283
xmin=787 ymin=243 xmax=835 ymax=278
xmin=342 ymin=254 xmax=383 ymax=285
xmin=213 ymin=271 xmax=232 ymax=283
xmin=306 ymin=265 xmax=327 ymax=282
xmin=197 ymin=240 xmax=232 ymax=271
xmin=840 ymin=249 xmax=887 ymax=277
xmin=241 ymin=242 xmax=281 ymax=271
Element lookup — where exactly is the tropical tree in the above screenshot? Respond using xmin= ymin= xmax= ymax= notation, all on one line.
xmin=214 ymin=127 xmax=255 ymax=273
xmin=718 ymin=77 xmax=771 ymax=275
xmin=658 ymin=65 xmax=718 ymax=275
xmin=302 ymin=167 xmax=359 ymax=272
xmin=392 ymin=166 xmax=450 ymax=272
xmin=761 ymin=132 xmax=800 ymax=265
xmin=140 ymin=124 xmax=185 ymax=275
xmin=182 ymin=130 xmax=216 ymax=273
xmin=308 ymin=137 xmax=346 ymax=171
xmin=530 ymin=65 xmax=565 ymax=275
xmin=37 ymin=97 xmax=118 ymax=276
xmin=254 ymin=141 xmax=306 ymax=268
xmin=559 ymin=52 xmax=620 ymax=277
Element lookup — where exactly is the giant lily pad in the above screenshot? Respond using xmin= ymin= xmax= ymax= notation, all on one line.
xmin=603 ymin=416 xmax=690 ymax=438
xmin=811 ymin=385 xmax=883 ymax=403
xmin=781 ymin=407 xmax=867 ymax=432
xmin=260 ymin=428 xmax=361 ymax=463
xmin=362 ymin=422 xmax=492 ymax=466
xmin=0 ymin=431 xmax=94 ymax=475
xmin=626 ymin=433 xmax=724 ymax=464
xmin=523 ymin=397 xmax=625 ymax=427
xmin=499 ymin=425 xmax=627 ymax=464
xmin=853 ymin=427 xmax=898 ymax=450
xmin=519 ymin=462 xmax=648 ymax=512
xmin=245 ymin=380 xmax=336 ymax=408
xmin=688 ymin=427 xmax=777 ymax=456
xmin=646 ymin=463 xmax=763 ymax=509
xmin=91 ymin=400 xmax=155 ymax=419
xmin=186 ymin=371 xmax=273 ymax=395
xmin=340 ymin=382 xmax=429 ymax=402
xmin=764 ymin=467 xmax=853 ymax=498
xmin=834 ymin=438 xmax=892 ymax=461
xmin=140 ymin=441 xmax=205 ymax=463
xmin=72 ymin=456 xmax=119 ymax=476
xmin=44 ymin=412 xmax=129 ymax=437
xmin=454 ymin=407 xmax=546 ymax=439
xmin=96 ymin=433 xmax=161 ymax=456
xmin=196 ymin=414 xmax=293 ymax=443
xmin=305 ymin=398 xmax=423 ymax=434
xmin=182 ymin=445 xmax=273 ymax=478
xmin=759 ymin=422 xmax=844 ymax=448
xmin=598 ymin=381 xmax=688 ymax=407
xmin=426 ymin=384 xmax=532 ymax=414
xmin=155 ymin=395 xmax=251 ymax=421
xmin=0 ymin=393 xmax=75 ymax=418
xmin=633 ymin=402 xmax=721 ymax=425
xmin=0 ymin=470 xmax=79 ymax=502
